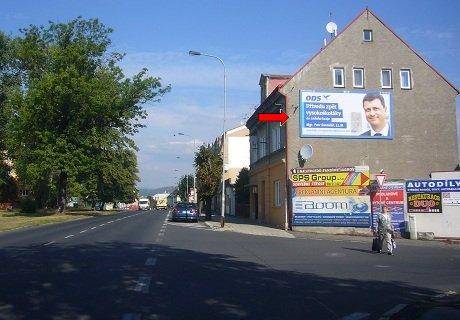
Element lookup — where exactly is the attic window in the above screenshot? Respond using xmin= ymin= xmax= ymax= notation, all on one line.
xmin=363 ymin=29 xmax=373 ymax=42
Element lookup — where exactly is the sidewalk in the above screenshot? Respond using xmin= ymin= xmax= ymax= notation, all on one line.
xmin=203 ymin=214 xmax=459 ymax=248
xmin=203 ymin=214 xmax=294 ymax=238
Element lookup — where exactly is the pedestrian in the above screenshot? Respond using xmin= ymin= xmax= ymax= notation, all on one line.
xmin=377 ymin=206 xmax=394 ymax=255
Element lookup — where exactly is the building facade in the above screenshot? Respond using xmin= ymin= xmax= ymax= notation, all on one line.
xmin=212 ymin=125 xmax=250 ymax=216
xmin=246 ymin=8 xmax=459 ymax=232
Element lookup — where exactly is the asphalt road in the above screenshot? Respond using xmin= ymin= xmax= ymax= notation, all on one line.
xmin=0 ymin=210 xmax=458 ymax=320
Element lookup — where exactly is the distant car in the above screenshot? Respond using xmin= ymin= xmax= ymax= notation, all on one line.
xmin=138 ymin=198 xmax=150 ymax=211
xmin=171 ymin=203 xmax=198 ymax=222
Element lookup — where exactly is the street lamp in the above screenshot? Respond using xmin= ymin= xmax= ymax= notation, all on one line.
xmin=188 ymin=50 xmax=227 ymax=228
xmin=173 ymin=133 xmax=198 ymax=204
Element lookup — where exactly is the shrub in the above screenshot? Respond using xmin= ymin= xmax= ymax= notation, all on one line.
xmin=20 ymin=197 xmax=37 ymax=213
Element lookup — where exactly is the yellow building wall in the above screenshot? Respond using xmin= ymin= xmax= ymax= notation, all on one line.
xmin=249 ymin=161 xmax=286 ymax=228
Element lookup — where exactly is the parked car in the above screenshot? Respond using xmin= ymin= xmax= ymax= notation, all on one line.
xmin=171 ymin=202 xmax=198 ymax=222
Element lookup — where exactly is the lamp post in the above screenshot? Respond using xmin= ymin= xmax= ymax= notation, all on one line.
xmin=174 ymin=132 xmax=197 ymax=204
xmin=189 ymin=50 xmax=227 ymax=228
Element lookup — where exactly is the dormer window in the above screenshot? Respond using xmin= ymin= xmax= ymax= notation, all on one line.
xmin=363 ymin=29 xmax=373 ymax=42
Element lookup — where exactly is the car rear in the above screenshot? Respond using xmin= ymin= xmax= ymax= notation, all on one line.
xmin=171 ymin=203 xmax=198 ymax=222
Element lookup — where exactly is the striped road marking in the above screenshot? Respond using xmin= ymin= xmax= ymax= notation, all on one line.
xmin=379 ymin=304 xmax=407 ymax=319
xmin=64 ymin=234 xmax=74 ymax=239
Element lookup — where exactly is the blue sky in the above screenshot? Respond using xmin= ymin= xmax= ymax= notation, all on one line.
xmin=1 ymin=0 xmax=459 ymax=188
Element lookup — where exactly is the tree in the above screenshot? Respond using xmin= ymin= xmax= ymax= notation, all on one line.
xmin=3 ymin=18 xmax=169 ymax=212
xmin=194 ymin=144 xmax=222 ymax=214
xmin=178 ymin=174 xmax=194 ymax=202
xmin=234 ymin=167 xmax=250 ymax=204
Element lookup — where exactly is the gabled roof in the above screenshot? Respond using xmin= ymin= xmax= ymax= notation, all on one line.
xmin=246 ymin=85 xmax=283 ymax=129
xmin=280 ymin=8 xmax=459 ymax=95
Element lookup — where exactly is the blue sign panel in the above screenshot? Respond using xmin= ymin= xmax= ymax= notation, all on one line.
xmin=292 ymin=193 xmax=371 ymax=227
xmin=406 ymin=180 xmax=460 ymax=193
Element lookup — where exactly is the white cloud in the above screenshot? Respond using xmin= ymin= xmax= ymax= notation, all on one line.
xmin=120 ymin=50 xmax=297 ymax=92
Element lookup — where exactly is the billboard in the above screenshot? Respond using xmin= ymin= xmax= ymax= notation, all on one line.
xmin=291 ymin=166 xmax=370 ymax=188
xmin=292 ymin=195 xmax=371 ymax=227
xmin=299 ymin=90 xmax=393 ymax=139
xmin=407 ymin=192 xmax=442 ymax=213
xmin=406 ymin=179 xmax=460 ymax=193
xmin=371 ymin=183 xmax=405 ymax=232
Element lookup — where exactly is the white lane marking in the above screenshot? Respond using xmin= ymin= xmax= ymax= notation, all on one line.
xmin=339 ymin=312 xmax=370 ymax=320
xmin=375 ymin=265 xmax=391 ymax=268
xmin=145 ymin=257 xmax=157 ymax=266
xmin=80 ymin=230 xmax=88 ymax=234
xmin=380 ymin=304 xmax=407 ymax=318
xmin=64 ymin=234 xmax=74 ymax=239
xmin=107 ymin=221 xmax=114 ymax=224
xmin=99 ymin=223 xmax=106 ymax=226
xmin=43 ymin=241 xmax=55 ymax=246
xmin=121 ymin=313 xmax=141 ymax=320
xmin=91 ymin=226 xmax=97 ymax=230
xmin=435 ymin=290 xmax=457 ymax=298
xmin=134 ymin=276 xmax=151 ymax=293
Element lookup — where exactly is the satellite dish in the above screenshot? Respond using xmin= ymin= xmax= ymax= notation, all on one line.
xmin=300 ymin=144 xmax=313 ymax=160
xmin=326 ymin=22 xmax=337 ymax=34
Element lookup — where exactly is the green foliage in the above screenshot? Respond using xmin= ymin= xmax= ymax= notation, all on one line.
xmin=2 ymin=17 xmax=169 ymax=211
xmin=235 ymin=167 xmax=250 ymax=204
xmin=194 ymin=144 xmax=222 ymax=205
xmin=0 ymin=161 xmax=18 ymax=203
xmin=19 ymin=196 xmax=37 ymax=213
xmin=178 ymin=174 xmax=194 ymax=202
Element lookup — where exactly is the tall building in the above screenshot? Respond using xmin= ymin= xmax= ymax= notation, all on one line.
xmin=246 ymin=8 xmax=459 ymax=231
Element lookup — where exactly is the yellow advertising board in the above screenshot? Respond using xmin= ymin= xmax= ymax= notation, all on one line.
xmin=291 ymin=170 xmax=369 ymax=187
xmin=294 ymin=186 xmax=366 ymax=197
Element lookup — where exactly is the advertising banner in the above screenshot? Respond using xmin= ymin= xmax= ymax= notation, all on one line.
xmin=292 ymin=194 xmax=371 ymax=227
xmin=406 ymin=179 xmax=460 ymax=193
xmin=295 ymin=186 xmax=364 ymax=197
xmin=299 ymin=90 xmax=393 ymax=139
xmin=407 ymin=192 xmax=442 ymax=213
xmin=370 ymin=183 xmax=405 ymax=232
xmin=442 ymin=192 xmax=460 ymax=206
xmin=291 ymin=166 xmax=369 ymax=188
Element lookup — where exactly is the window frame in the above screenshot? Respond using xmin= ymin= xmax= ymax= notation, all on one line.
xmin=363 ymin=29 xmax=373 ymax=42
xmin=381 ymin=69 xmax=393 ymax=89
xmin=333 ymin=67 xmax=345 ymax=88
xmin=400 ymin=69 xmax=412 ymax=89
xmin=353 ymin=68 xmax=365 ymax=88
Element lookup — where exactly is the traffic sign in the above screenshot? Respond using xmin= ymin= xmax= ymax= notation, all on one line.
xmin=376 ymin=174 xmax=387 ymax=188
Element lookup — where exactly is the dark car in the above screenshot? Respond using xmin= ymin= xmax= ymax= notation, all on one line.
xmin=171 ymin=203 xmax=198 ymax=222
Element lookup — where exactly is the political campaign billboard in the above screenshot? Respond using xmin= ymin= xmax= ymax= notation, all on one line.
xmin=299 ymin=90 xmax=393 ymax=139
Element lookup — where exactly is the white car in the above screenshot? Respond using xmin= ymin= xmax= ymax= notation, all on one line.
xmin=138 ymin=198 xmax=150 ymax=210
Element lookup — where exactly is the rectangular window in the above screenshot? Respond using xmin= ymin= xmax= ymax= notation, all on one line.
xmin=381 ymin=69 xmax=392 ymax=88
xmin=250 ymin=135 xmax=257 ymax=164
xmin=270 ymin=123 xmax=281 ymax=152
xmin=400 ymin=69 xmax=412 ymax=89
xmin=363 ymin=29 xmax=373 ymax=42
xmin=333 ymin=68 xmax=345 ymax=87
xmin=274 ymin=180 xmax=281 ymax=207
xmin=353 ymin=68 xmax=364 ymax=88
xmin=258 ymin=135 xmax=266 ymax=159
